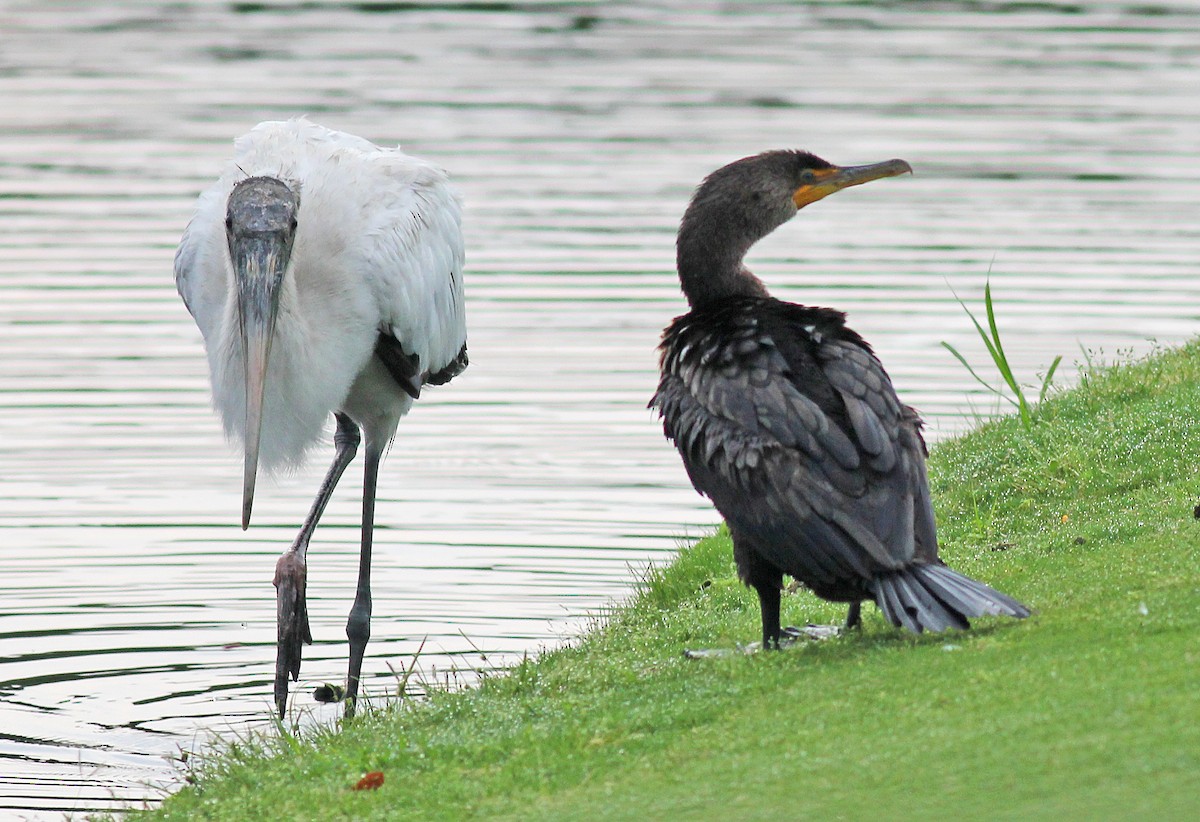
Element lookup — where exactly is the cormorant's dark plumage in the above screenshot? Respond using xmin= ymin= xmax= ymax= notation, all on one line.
xmin=651 ymin=150 xmax=1029 ymax=647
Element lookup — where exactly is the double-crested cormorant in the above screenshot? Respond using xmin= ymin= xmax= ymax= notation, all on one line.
xmin=651 ymin=150 xmax=1029 ymax=647
xmin=176 ymin=119 xmax=467 ymax=716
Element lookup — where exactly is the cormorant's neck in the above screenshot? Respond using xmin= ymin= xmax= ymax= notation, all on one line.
xmin=675 ymin=199 xmax=776 ymax=309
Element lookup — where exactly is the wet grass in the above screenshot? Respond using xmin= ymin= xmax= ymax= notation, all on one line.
xmin=126 ymin=341 xmax=1200 ymax=821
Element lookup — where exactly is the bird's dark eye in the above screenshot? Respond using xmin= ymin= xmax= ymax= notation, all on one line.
xmin=290 ymin=216 xmax=299 ymax=232
xmin=225 ymin=215 xmax=234 ymax=231
xmin=799 ymin=170 xmax=816 ymax=184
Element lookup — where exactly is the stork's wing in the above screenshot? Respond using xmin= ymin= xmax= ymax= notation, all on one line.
xmin=357 ymin=152 xmax=468 ymax=393
xmin=173 ymin=238 xmax=198 ymax=320
xmin=652 ymin=300 xmax=937 ymax=586
xmin=374 ymin=333 xmax=468 ymax=400
xmin=173 ymin=184 xmax=229 ymax=337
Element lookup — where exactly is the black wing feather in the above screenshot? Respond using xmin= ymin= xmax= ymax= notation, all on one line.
xmin=375 ymin=333 xmax=468 ymax=400
xmin=651 ymin=298 xmax=934 ymax=591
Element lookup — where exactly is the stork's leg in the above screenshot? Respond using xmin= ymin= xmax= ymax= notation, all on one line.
xmin=273 ymin=413 xmax=360 ymax=718
xmin=342 ymin=439 xmax=382 ymax=718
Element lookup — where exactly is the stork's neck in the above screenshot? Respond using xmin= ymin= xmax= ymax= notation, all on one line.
xmin=675 ymin=201 xmax=773 ymax=309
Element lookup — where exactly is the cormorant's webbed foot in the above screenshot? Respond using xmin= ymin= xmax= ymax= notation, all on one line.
xmin=781 ymin=623 xmax=843 ymax=642
xmin=773 ymin=600 xmax=864 ymax=642
xmin=683 ymin=622 xmax=843 ymax=658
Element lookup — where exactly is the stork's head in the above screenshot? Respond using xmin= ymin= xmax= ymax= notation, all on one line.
xmin=226 ymin=176 xmax=299 ymax=529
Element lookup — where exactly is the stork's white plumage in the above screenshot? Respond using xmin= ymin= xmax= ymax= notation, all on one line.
xmin=175 ymin=119 xmax=467 ymax=717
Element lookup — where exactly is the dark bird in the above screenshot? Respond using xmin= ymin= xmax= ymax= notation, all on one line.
xmin=175 ymin=119 xmax=467 ymax=716
xmin=651 ymin=150 xmax=1029 ymax=648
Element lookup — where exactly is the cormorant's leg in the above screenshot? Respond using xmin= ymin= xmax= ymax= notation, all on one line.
xmin=274 ymin=413 xmax=360 ymax=719
xmin=732 ymin=533 xmax=784 ymax=649
xmin=755 ymin=580 xmax=783 ymax=649
xmin=342 ymin=438 xmax=382 ymax=718
xmin=845 ymin=600 xmax=862 ymax=631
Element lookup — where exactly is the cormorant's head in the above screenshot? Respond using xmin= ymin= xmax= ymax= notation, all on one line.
xmin=687 ymin=150 xmax=912 ymax=239
xmin=675 ymin=151 xmax=912 ymax=307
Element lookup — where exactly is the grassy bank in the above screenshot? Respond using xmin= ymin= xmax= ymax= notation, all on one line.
xmin=136 ymin=343 xmax=1200 ymax=821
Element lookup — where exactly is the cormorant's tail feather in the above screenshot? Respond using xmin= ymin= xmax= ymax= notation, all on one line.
xmin=873 ymin=564 xmax=1029 ymax=634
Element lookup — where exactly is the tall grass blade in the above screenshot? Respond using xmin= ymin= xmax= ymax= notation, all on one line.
xmin=940 ymin=341 xmax=1017 ymax=406
xmin=981 ymin=280 xmax=1032 ymax=426
xmin=944 ymin=276 xmax=1060 ymax=430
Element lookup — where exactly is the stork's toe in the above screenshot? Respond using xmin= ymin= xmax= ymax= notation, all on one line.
xmin=273 ymin=552 xmax=312 ymax=717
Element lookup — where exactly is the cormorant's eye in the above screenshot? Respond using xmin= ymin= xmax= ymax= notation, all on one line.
xmin=289 ymin=216 xmax=298 ymax=232
xmin=225 ymin=215 xmax=234 ymax=231
xmin=799 ymin=170 xmax=816 ymax=184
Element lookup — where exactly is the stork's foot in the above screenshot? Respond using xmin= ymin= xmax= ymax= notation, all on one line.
xmin=683 ymin=623 xmax=842 ymax=659
xmin=313 ymin=682 xmax=345 ymax=704
xmin=273 ymin=551 xmax=312 ymax=718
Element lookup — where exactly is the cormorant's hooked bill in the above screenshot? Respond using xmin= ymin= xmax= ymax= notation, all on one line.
xmin=791 ymin=158 xmax=912 ymax=209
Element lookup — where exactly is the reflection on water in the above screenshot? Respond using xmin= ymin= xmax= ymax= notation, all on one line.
xmin=1 ymin=1 xmax=1199 ymax=817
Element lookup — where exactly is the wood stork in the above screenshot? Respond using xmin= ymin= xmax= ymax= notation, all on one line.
xmin=650 ymin=151 xmax=1029 ymax=648
xmin=175 ymin=119 xmax=467 ymax=717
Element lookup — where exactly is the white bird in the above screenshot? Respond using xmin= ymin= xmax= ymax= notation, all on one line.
xmin=175 ymin=119 xmax=467 ymax=718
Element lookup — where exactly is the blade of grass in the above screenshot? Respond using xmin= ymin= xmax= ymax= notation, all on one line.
xmin=981 ymin=279 xmax=1032 ymax=426
xmin=940 ymin=341 xmax=1018 ymax=407
xmin=1039 ymin=355 xmax=1064 ymax=404
xmin=943 ymin=275 xmax=1061 ymax=431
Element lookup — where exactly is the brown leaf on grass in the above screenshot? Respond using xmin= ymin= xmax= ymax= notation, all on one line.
xmin=353 ymin=771 xmax=384 ymax=791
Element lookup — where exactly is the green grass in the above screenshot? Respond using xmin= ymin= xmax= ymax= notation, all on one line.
xmin=942 ymin=277 xmax=1062 ymax=430
xmin=131 ymin=342 xmax=1200 ymax=821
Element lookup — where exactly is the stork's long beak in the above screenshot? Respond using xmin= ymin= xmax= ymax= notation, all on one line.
xmin=793 ymin=158 xmax=913 ymax=209
xmin=233 ymin=233 xmax=287 ymax=530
